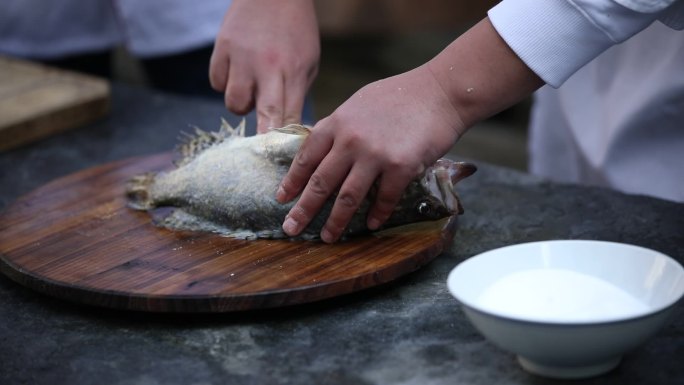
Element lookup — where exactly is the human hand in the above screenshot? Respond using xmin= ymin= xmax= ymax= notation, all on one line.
xmin=209 ymin=0 xmax=320 ymax=133
xmin=276 ymin=65 xmax=466 ymax=243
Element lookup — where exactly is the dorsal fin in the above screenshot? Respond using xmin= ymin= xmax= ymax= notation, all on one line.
xmin=270 ymin=124 xmax=311 ymax=136
xmin=220 ymin=117 xmax=246 ymax=137
xmin=175 ymin=118 xmax=246 ymax=167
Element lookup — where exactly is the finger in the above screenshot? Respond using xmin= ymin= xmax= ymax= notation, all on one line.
xmin=208 ymin=48 xmax=228 ymax=92
xmin=281 ymin=143 xmax=351 ymax=237
xmin=225 ymin=62 xmax=256 ymax=115
xmin=366 ymin=171 xmax=412 ymax=230
xmin=282 ymin=72 xmax=308 ymax=125
xmin=276 ymin=119 xmax=333 ymax=203
xmin=282 ymin=158 xmax=351 ymax=238
xmin=320 ymin=163 xmax=379 ymax=243
xmin=255 ymin=73 xmax=285 ymax=134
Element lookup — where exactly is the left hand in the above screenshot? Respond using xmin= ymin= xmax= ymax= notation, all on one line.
xmin=276 ymin=65 xmax=465 ymax=243
xmin=209 ymin=0 xmax=320 ymax=133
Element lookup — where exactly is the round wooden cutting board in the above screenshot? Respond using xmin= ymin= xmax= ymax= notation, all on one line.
xmin=0 ymin=153 xmax=457 ymax=312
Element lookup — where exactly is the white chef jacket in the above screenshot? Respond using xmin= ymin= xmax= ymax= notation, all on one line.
xmin=0 ymin=0 xmax=230 ymax=59
xmin=489 ymin=0 xmax=684 ymax=203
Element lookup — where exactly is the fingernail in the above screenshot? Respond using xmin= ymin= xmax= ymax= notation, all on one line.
xmin=282 ymin=217 xmax=299 ymax=235
xmin=276 ymin=186 xmax=286 ymax=203
xmin=367 ymin=217 xmax=381 ymax=230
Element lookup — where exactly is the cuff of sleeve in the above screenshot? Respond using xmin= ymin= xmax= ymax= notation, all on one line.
xmin=488 ymin=0 xmax=615 ymax=88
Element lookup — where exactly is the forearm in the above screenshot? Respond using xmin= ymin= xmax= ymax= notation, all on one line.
xmin=426 ymin=17 xmax=543 ymax=133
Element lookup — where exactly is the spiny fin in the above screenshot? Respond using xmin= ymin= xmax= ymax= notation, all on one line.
xmin=270 ymin=124 xmax=311 ymax=136
xmin=175 ymin=118 xmax=247 ymax=167
xmin=220 ymin=117 xmax=246 ymax=137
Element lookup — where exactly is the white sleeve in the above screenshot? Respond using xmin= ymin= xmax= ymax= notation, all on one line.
xmin=488 ymin=0 xmax=679 ymax=87
xmin=115 ymin=0 xmax=230 ymax=58
xmin=614 ymin=0 xmax=677 ymax=12
xmin=0 ymin=0 xmax=122 ymax=59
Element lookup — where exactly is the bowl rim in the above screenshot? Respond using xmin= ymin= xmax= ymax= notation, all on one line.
xmin=447 ymin=239 xmax=684 ymax=325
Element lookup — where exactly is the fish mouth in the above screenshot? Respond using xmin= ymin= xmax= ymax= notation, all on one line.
xmin=424 ymin=159 xmax=477 ymax=215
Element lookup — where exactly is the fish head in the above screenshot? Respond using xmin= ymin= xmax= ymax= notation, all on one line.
xmin=383 ymin=159 xmax=477 ymax=227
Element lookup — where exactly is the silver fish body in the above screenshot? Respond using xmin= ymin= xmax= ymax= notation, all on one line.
xmin=126 ymin=120 xmax=476 ymax=240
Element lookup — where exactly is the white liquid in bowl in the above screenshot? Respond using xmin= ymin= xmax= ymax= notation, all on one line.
xmin=476 ymin=269 xmax=650 ymax=322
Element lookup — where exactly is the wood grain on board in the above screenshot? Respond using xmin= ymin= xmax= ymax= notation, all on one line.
xmin=0 ymin=153 xmax=458 ymax=312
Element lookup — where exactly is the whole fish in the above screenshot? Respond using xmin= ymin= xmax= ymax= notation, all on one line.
xmin=126 ymin=119 xmax=476 ymax=240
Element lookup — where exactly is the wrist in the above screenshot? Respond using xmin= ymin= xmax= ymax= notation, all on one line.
xmin=421 ymin=64 xmax=468 ymax=140
xmin=427 ymin=17 xmax=543 ymax=131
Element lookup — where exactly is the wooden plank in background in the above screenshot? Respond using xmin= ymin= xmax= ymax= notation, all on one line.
xmin=0 ymin=56 xmax=110 ymax=152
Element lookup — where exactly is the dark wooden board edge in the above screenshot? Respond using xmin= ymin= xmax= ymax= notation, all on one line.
xmin=0 ymin=217 xmax=457 ymax=312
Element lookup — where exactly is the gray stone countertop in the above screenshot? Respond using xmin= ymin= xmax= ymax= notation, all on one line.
xmin=1 ymin=84 xmax=682 ymax=385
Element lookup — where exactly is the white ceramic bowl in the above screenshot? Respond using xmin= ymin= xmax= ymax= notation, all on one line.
xmin=447 ymin=240 xmax=684 ymax=379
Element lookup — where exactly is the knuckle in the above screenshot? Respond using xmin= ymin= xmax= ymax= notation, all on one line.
xmin=263 ymin=51 xmax=310 ymax=74
xmin=265 ymin=51 xmax=281 ymax=66
xmin=308 ymin=173 xmax=332 ymax=197
xmin=386 ymin=157 xmax=422 ymax=180
xmin=336 ymin=189 xmax=362 ymax=210
xmin=384 ymin=154 xmax=410 ymax=170
xmin=341 ymin=131 xmax=364 ymax=149
xmin=258 ymin=103 xmax=283 ymax=118
xmin=283 ymin=112 xmax=301 ymax=125
xmin=293 ymin=149 xmax=311 ymax=169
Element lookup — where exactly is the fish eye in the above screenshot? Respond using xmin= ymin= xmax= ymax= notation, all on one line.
xmin=417 ymin=201 xmax=432 ymax=216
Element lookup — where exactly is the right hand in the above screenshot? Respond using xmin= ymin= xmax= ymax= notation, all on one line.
xmin=209 ymin=0 xmax=320 ymax=133
xmin=275 ymin=17 xmax=544 ymax=243
xmin=276 ymin=65 xmax=466 ymax=243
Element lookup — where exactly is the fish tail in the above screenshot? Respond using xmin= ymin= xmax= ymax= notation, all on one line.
xmin=126 ymin=173 xmax=156 ymax=210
